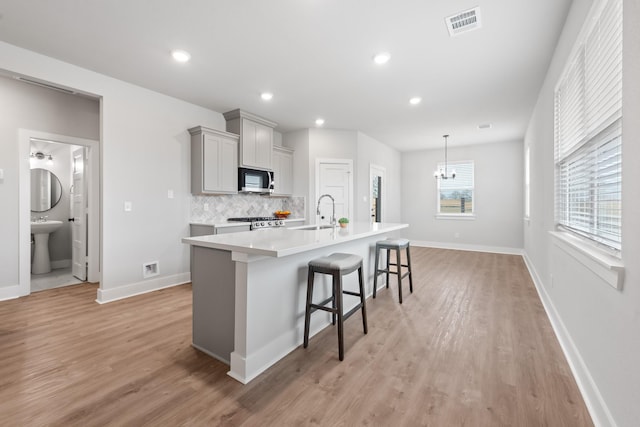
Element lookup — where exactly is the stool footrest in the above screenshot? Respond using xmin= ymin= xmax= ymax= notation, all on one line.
xmin=309 ymin=304 xmax=336 ymax=314
xmin=344 ymin=303 xmax=364 ymax=320
xmin=342 ymin=290 xmax=361 ymax=297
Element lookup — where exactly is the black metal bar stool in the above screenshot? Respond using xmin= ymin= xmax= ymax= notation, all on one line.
xmin=373 ymin=238 xmax=414 ymax=303
xmin=303 ymin=253 xmax=368 ymax=361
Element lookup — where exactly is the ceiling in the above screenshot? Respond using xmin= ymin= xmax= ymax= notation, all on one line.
xmin=0 ymin=0 xmax=572 ymax=151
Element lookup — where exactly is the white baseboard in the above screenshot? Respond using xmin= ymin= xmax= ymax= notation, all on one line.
xmin=411 ymin=240 xmax=524 ymax=256
xmin=96 ymin=272 xmax=191 ymax=304
xmin=0 ymin=284 xmax=28 ymax=301
xmin=522 ymin=252 xmax=616 ymax=427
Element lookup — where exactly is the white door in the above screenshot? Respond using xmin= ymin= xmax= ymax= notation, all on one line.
xmin=317 ymin=161 xmax=352 ymax=225
xmin=71 ymin=147 xmax=87 ymax=281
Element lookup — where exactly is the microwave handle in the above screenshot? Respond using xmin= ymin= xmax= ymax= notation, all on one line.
xmin=268 ymin=171 xmax=275 ymax=192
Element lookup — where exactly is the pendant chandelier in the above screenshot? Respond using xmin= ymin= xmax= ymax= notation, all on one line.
xmin=434 ymin=134 xmax=455 ymax=180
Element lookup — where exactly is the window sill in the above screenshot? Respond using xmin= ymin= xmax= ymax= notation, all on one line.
xmin=549 ymin=231 xmax=624 ymax=290
xmin=435 ymin=214 xmax=476 ymax=221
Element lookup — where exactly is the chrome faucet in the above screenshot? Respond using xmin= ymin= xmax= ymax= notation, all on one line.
xmin=316 ymin=194 xmax=336 ymax=226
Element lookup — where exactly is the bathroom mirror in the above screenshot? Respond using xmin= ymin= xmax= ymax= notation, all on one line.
xmin=31 ymin=168 xmax=63 ymax=212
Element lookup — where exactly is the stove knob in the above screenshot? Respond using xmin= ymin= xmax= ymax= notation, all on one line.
xmin=260 ymin=222 xmax=265 ymax=227
xmin=267 ymin=221 xmax=273 ymax=227
xmin=278 ymin=220 xmax=284 ymax=226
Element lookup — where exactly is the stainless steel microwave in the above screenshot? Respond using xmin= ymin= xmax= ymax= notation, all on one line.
xmin=238 ymin=167 xmax=274 ymax=194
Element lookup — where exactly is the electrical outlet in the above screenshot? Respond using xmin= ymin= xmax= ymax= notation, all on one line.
xmin=203 ymin=203 xmax=209 ymax=211
xmin=167 ymin=189 xmax=174 ymax=199
xmin=124 ymin=201 xmax=132 ymax=212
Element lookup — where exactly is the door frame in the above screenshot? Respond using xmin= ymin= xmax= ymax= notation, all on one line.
xmin=314 ymin=158 xmax=354 ymax=223
xmin=370 ymin=164 xmax=386 ymax=223
xmin=19 ymin=129 xmax=100 ymax=296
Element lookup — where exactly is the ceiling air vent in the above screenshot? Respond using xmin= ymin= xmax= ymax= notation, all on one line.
xmin=15 ymin=76 xmax=76 ymax=94
xmin=445 ymin=7 xmax=482 ymax=37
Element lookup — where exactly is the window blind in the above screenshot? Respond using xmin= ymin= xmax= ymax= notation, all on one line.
xmin=554 ymin=0 xmax=622 ymax=251
xmin=438 ymin=161 xmax=474 ymax=215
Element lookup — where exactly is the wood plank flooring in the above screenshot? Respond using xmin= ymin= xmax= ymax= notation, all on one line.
xmin=0 ymin=247 xmax=593 ymax=426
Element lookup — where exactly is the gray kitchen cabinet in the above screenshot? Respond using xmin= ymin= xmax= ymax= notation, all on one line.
xmin=189 ymin=126 xmax=239 ymax=194
xmin=223 ymin=109 xmax=277 ymax=170
xmin=272 ymin=145 xmax=294 ymax=196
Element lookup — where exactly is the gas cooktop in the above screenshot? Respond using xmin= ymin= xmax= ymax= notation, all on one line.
xmin=228 ymin=216 xmax=285 ymax=230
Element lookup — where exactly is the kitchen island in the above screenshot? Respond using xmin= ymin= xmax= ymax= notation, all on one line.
xmin=182 ymin=221 xmax=408 ymax=384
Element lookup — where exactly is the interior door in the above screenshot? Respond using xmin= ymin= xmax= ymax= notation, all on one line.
xmin=71 ymin=147 xmax=87 ymax=281
xmin=318 ymin=162 xmax=351 ymax=225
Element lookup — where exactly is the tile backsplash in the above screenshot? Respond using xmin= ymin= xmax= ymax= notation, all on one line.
xmin=191 ymin=194 xmax=305 ymax=223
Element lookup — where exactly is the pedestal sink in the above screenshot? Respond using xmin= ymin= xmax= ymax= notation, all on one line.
xmin=31 ymin=220 xmax=63 ymax=274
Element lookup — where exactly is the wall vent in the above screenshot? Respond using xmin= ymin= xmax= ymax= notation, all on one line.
xmin=446 ymin=7 xmax=482 ymax=37
xmin=15 ymin=76 xmax=77 ymax=94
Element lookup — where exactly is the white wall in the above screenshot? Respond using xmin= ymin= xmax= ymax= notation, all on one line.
xmin=523 ymin=0 xmax=640 ymax=425
xmin=0 ymin=74 xmax=99 ymax=286
xmin=356 ymin=131 xmax=402 ymax=223
xmin=284 ymin=128 xmax=402 ymax=224
xmin=401 ymin=140 xmax=523 ymax=252
xmin=0 ymin=41 xmax=224 ymax=302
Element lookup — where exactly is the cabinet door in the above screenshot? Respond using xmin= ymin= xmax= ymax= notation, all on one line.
xmin=241 ymin=119 xmax=273 ymax=169
xmin=272 ymin=147 xmax=293 ymax=196
xmin=241 ymin=119 xmax=257 ymax=167
xmin=219 ymin=137 xmax=238 ymax=192
xmin=202 ymin=134 xmax=222 ymax=192
xmin=254 ymin=123 xmax=273 ymax=169
xmin=279 ymin=150 xmax=293 ymax=195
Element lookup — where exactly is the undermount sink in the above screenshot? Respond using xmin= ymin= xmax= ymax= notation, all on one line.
xmin=31 ymin=220 xmax=63 ymax=234
xmin=294 ymin=224 xmax=337 ymax=231
xmin=31 ymin=220 xmax=63 ymax=274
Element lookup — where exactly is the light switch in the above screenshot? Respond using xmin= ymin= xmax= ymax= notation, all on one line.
xmin=0 ymin=168 xmax=4 ymax=180
xmin=168 ymin=189 xmax=174 ymax=199
xmin=124 ymin=201 xmax=132 ymax=212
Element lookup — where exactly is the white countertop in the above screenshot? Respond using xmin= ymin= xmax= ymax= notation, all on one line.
xmin=182 ymin=222 xmax=408 ymax=257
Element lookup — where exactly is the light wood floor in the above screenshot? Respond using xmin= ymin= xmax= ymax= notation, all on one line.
xmin=0 ymin=247 xmax=593 ymax=426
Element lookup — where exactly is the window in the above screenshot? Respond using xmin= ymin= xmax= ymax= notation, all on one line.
xmin=554 ymin=0 xmax=622 ymax=252
xmin=437 ymin=161 xmax=474 ymax=216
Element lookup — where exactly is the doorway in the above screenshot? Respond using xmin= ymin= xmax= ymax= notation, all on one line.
xmin=19 ymin=130 xmax=100 ymax=295
xmin=370 ymin=164 xmax=386 ymax=223
xmin=315 ymin=159 xmax=353 ymax=225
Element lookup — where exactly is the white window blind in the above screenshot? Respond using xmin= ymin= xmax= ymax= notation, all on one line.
xmin=438 ymin=161 xmax=474 ymax=215
xmin=554 ymin=0 xmax=622 ymax=251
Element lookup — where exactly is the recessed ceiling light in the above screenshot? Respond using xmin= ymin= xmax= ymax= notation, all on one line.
xmin=315 ymin=118 xmax=325 ymax=126
xmin=171 ymin=50 xmax=191 ymax=63
xmin=261 ymin=92 xmax=273 ymax=101
xmin=373 ymin=52 xmax=390 ymax=65
xmin=409 ymin=97 xmax=422 ymax=105
xmin=478 ymin=123 xmax=492 ymax=129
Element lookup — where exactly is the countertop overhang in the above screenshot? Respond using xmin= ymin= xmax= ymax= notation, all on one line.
xmin=182 ymin=222 xmax=408 ymax=258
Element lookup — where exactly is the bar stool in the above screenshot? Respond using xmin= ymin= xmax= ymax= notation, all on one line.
xmin=373 ymin=238 xmax=414 ymax=303
xmin=303 ymin=253 xmax=368 ymax=361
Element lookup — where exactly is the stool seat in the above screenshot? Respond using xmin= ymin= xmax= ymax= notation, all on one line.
xmin=376 ymin=238 xmax=410 ymax=249
xmin=373 ymin=238 xmax=413 ymax=303
xmin=304 ymin=252 xmax=368 ymax=361
xmin=309 ymin=253 xmax=362 ymax=274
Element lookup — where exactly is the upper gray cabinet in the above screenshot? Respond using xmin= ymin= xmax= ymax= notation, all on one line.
xmin=223 ymin=109 xmax=277 ymax=171
xmin=189 ymin=126 xmax=239 ymax=194
xmin=272 ymin=145 xmax=294 ymax=196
